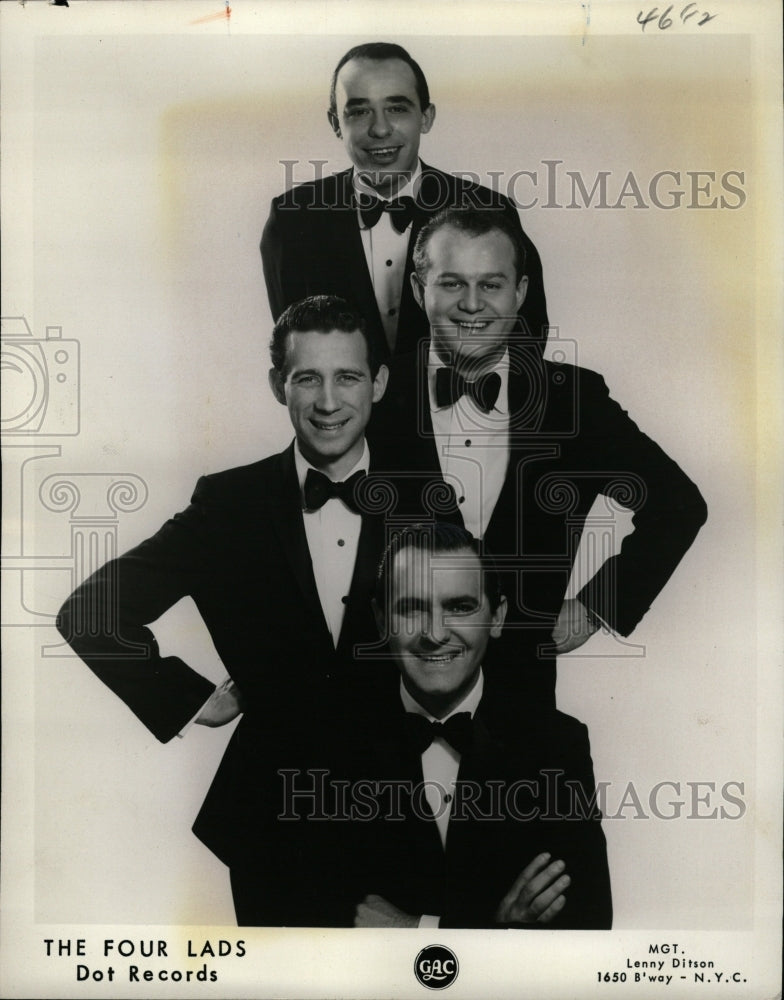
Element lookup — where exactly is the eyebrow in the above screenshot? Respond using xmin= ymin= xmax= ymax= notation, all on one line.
xmin=343 ymin=95 xmax=417 ymax=109
xmin=435 ymin=271 xmax=511 ymax=281
xmin=443 ymin=594 xmax=480 ymax=606
xmin=290 ymin=366 xmax=366 ymax=377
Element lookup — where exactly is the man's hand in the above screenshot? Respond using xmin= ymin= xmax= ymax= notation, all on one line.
xmin=354 ymin=894 xmax=418 ymax=928
xmin=551 ymin=598 xmax=599 ymax=654
xmin=495 ymin=852 xmax=571 ymax=925
xmin=196 ymin=678 xmax=244 ymax=727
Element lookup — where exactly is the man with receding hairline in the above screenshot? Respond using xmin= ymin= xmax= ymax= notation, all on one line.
xmin=261 ymin=41 xmax=548 ymax=359
xmin=370 ymin=206 xmax=708 ymax=707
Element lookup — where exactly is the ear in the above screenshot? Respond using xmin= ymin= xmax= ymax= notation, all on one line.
xmin=489 ymin=595 xmax=508 ymax=639
xmin=268 ymin=367 xmax=287 ymax=406
xmin=371 ymin=598 xmax=386 ymax=638
xmin=420 ymin=103 xmax=436 ymax=135
xmin=410 ymin=270 xmax=426 ymax=311
xmin=327 ymin=110 xmax=342 ymax=139
xmin=515 ymin=274 xmax=529 ymax=311
xmin=371 ymin=363 xmax=389 ymax=404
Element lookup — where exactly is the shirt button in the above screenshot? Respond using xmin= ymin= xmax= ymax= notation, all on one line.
xmin=385 ymin=259 xmax=393 ymax=267
xmin=337 ymin=538 xmax=345 ymax=547
xmin=444 ymin=793 xmax=452 ymax=803
xmin=388 ymin=308 xmax=397 ymax=316
xmin=465 ymin=439 xmax=472 ymax=447
xmin=458 ymin=496 xmax=465 ymax=504
xmin=341 ymin=595 xmax=349 ymax=604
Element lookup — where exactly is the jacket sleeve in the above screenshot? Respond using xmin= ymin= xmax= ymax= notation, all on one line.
xmin=56 ymin=477 xmax=219 ymax=742
xmin=574 ymin=371 xmax=708 ymax=636
xmin=543 ymin=721 xmax=613 ymax=930
xmin=261 ymin=197 xmax=308 ymax=321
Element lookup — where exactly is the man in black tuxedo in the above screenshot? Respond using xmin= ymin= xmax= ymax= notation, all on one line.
xmin=340 ymin=522 xmax=612 ymax=929
xmin=56 ymin=295 xmax=394 ymax=926
xmin=261 ymin=41 xmax=548 ymax=360
xmin=369 ymin=207 xmax=708 ymax=706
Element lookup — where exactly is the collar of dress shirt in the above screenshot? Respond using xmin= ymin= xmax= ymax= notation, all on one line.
xmin=427 ymin=345 xmax=510 ymax=416
xmin=353 ymin=159 xmax=423 ymax=209
xmin=293 ymin=438 xmax=370 ymax=490
xmin=399 ymin=668 xmax=484 ymax=723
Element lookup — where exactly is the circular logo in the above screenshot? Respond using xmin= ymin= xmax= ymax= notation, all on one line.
xmin=414 ymin=944 xmax=459 ymax=990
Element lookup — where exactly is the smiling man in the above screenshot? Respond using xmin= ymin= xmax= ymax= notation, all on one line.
xmin=56 ymin=295 xmax=392 ymax=925
xmin=342 ymin=522 xmax=612 ymax=929
xmin=370 ymin=207 xmax=707 ymax=707
xmin=261 ymin=41 xmax=548 ymax=358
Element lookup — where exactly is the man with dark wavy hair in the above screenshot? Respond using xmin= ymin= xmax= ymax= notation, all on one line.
xmin=57 ymin=295 xmax=394 ymax=925
xmin=261 ymin=41 xmax=548 ymax=359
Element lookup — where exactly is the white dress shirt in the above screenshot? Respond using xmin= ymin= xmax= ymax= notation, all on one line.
xmin=295 ymin=441 xmax=368 ymax=648
xmin=354 ymin=161 xmax=422 ymax=352
xmin=428 ymin=347 xmax=511 ymax=538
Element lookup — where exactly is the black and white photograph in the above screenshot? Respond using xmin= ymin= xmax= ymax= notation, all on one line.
xmin=1 ymin=1 xmax=781 ymax=997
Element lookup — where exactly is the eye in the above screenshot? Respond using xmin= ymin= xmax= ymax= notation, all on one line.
xmin=294 ymin=375 xmax=317 ymax=386
xmin=337 ymin=373 xmax=362 ymax=384
xmin=437 ymin=280 xmax=462 ymax=290
xmin=481 ymin=282 xmax=502 ymax=291
xmin=345 ymin=108 xmax=370 ymax=119
xmin=445 ymin=600 xmax=479 ymax=616
xmin=387 ymin=104 xmax=410 ymax=114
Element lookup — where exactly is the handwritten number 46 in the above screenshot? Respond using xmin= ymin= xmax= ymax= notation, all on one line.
xmin=637 ymin=4 xmax=718 ymax=31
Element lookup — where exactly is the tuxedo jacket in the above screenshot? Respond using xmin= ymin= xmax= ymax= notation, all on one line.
xmin=336 ymin=678 xmax=613 ymax=929
xmin=260 ymin=162 xmax=549 ymax=358
xmin=56 ymin=443 xmax=394 ymax=876
xmin=369 ymin=348 xmax=708 ymax=704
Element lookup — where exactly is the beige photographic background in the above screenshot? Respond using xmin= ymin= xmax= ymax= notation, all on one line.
xmin=2 ymin=2 xmax=781 ymax=998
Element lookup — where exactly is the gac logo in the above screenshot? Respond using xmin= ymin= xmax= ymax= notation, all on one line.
xmin=414 ymin=945 xmax=459 ymax=990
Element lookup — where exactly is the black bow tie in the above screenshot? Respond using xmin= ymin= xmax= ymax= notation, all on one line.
xmin=435 ymin=366 xmax=502 ymax=413
xmin=404 ymin=711 xmax=474 ymax=756
xmin=358 ymin=194 xmax=417 ymax=234
xmin=303 ymin=468 xmax=366 ymax=514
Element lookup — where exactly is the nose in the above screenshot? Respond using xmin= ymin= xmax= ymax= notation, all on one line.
xmin=458 ymin=283 xmax=484 ymax=314
xmin=368 ymin=110 xmax=392 ymax=139
xmin=420 ymin=611 xmax=450 ymax=647
xmin=314 ymin=380 xmax=340 ymax=413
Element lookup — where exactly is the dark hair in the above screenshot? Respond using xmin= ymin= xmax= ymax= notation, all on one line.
xmin=329 ymin=42 xmax=431 ymax=117
xmin=374 ymin=521 xmax=503 ymax=614
xmin=269 ymin=295 xmax=382 ymax=378
xmin=413 ymin=207 xmax=527 ymax=283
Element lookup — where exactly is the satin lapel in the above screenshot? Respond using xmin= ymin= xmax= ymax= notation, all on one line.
xmin=266 ymin=443 xmax=331 ymax=641
xmin=374 ymin=709 xmax=448 ymax=862
xmin=401 ymin=343 xmax=464 ymax=525
xmin=333 ymin=169 xmax=384 ymax=339
xmin=443 ymin=711 xmax=507 ymax=860
xmin=336 ymin=505 xmax=383 ymax=661
xmin=485 ymin=345 xmax=554 ymax=543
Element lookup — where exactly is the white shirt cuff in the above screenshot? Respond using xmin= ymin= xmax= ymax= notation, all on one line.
xmin=418 ymin=914 xmax=440 ymax=928
xmin=176 ymin=693 xmax=213 ymax=738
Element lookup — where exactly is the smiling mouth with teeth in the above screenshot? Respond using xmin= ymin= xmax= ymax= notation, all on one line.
xmin=416 ymin=650 xmax=461 ymax=663
xmin=311 ymin=418 xmax=349 ymax=431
